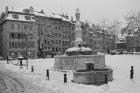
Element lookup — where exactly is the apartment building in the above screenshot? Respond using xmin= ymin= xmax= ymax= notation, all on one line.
xmin=0 ymin=6 xmax=75 ymax=58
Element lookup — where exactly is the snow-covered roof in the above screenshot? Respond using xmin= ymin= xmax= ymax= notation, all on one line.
xmin=61 ymin=17 xmax=70 ymax=22
xmin=50 ymin=13 xmax=62 ymax=19
xmin=1 ymin=6 xmax=72 ymax=23
xmin=50 ymin=13 xmax=71 ymax=22
xmin=33 ymin=11 xmax=71 ymax=22
xmin=6 ymin=13 xmax=35 ymax=22
xmin=34 ymin=11 xmax=51 ymax=17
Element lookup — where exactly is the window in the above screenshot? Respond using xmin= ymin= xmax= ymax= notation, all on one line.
xmin=51 ymin=40 xmax=54 ymax=44
xmin=12 ymin=14 xmax=18 ymax=19
xmin=15 ymin=42 xmax=17 ymax=48
xmin=59 ymin=27 xmax=61 ymax=30
xmin=56 ymin=40 xmax=58 ymax=44
xmin=55 ymin=33 xmax=57 ymax=37
xmin=59 ymin=40 xmax=61 ymax=45
xmin=56 ymin=48 xmax=58 ymax=52
xmin=25 ymin=15 xmax=31 ymax=20
xmin=18 ymin=24 xmax=20 ymax=30
xmin=24 ymin=25 xmax=28 ymax=30
xmin=30 ymin=25 xmax=33 ymax=31
xmin=12 ymin=43 xmax=14 ymax=48
xmin=9 ymin=42 xmax=12 ymax=49
xmin=9 ymin=33 xmax=15 ymax=39
xmin=11 ymin=24 xmax=14 ymax=29
xmin=59 ymin=48 xmax=61 ymax=52
xmin=55 ymin=26 xmax=57 ymax=30
xmin=17 ymin=33 xmax=20 ymax=39
xmin=59 ymin=33 xmax=61 ymax=37
xmin=23 ymin=9 xmax=30 ymax=13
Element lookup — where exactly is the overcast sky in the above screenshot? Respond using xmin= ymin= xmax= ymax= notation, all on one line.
xmin=0 ymin=0 xmax=140 ymax=25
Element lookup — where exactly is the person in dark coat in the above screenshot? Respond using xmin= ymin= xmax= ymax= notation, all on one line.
xmin=20 ymin=59 xmax=22 ymax=66
xmin=107 ymin=49 xmax=110 ymax=55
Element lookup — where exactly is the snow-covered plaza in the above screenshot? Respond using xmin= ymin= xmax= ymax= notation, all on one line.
xmin=0 ymin=55 xmax=140 ymax=93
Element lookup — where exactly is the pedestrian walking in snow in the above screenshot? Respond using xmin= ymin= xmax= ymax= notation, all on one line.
xmin=20 ymin=59 xmax=22 ymax=66
xmin=31 ymin=66 xmax=34 ymax=72
xmin=130 ymin=66 xmax=134 ymax=79
xmin=107 ymin=49 xmax=110 ymax=55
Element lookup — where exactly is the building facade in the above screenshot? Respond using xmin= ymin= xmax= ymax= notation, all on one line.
xmin=0 ymin=7 xmax=38 ymax=59
xmin=34 ymin=10 xmax=75 ymax=57
xmin=0 ymin=6 xmax=75 ymax=59
xmin=82 ymin=26 xmax=115 ymax=54
xmin=126 ymin=27 xmax=140 ymax=52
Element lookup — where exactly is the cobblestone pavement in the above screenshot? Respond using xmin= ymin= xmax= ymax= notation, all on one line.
xmin=0 ymin=62 xmax=42 ymax=93
xmin=0 ymin=71 xmax=25 ymax=93
xmin=0 ymin=74 xmax=8 ymax=93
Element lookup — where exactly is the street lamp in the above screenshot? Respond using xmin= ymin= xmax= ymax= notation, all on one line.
xmin=25 ymin=33 xmax=28 ymax=69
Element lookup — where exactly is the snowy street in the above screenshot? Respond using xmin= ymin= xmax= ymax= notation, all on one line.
xmin=0 ymin=55 xmax=140 ymax=93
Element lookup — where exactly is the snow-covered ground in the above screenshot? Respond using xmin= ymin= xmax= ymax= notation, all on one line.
xmin=0 ymin=55 xmax=140 ymax=93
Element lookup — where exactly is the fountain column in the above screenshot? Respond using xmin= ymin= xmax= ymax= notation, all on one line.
xmin=75 ymin=8 xmax=83 ymax=46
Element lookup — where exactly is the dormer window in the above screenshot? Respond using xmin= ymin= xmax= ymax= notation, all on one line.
xmin=12 ymin=14 xmax=18 ymax=19
xmin=23 ymin=9 xmax=30 ymax=13
xmin=25 ymin=15 xmax=31 ymax=20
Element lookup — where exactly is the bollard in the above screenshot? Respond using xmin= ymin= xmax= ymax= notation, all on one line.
xmin=31 ymin=66 xmax=34 ymax=72
xmin=64 ymin=73 xmax=67 ymax=83
xmin=7 ymin=56 xmax=9 ymax=64
xmin=104 ymin=74 xmax=108 ymax=84
xmin=46 ymin=69 xmax=49 ymax=80
xmin=130 ymin=66 xmax=134 ymax=79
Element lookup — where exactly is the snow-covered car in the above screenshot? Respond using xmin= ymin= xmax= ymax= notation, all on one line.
xmin=123 ymin=51 xmax=128 ymax=54
xmin=0 ymin=56 xmax=3 ymax=60
xmin=110 ymin=50 xmax=116 ymax=55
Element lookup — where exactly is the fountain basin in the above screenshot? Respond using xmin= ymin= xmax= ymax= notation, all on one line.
xmin=73 ymin=68 xmax=113 ymax=85
xmin=54 ymin=55 xmax=105 ymax=70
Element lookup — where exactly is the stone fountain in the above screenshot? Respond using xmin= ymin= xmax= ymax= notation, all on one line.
xmin=54 ymin=9 xmax=113 ymax=85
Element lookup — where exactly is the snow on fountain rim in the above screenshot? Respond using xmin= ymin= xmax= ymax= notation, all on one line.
xmin=66 ymin=46 xmax=92 ymax=52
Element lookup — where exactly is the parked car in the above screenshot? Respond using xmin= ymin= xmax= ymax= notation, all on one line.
xmin=123 ymin=51 xmax=128 ymax=54
xmin=0 ymin=56 xmax=3 ymax=60
xmin=110 ymin=49 xmax=127 ymax=55
xmin=110 ymin=50 xmax=116 ymax=55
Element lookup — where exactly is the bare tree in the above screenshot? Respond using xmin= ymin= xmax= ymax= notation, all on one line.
xmin=124 ymin=10 xmax=140 ymax=33
xmin=108 ymin=18 xmax=122 ymax=35
xmin=98 ymin=18 xmax=122 ymax=36
xmin=98 ymin=18 xmax=109 ymax=30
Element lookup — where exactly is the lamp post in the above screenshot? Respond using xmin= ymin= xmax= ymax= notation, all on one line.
xmin=25 ymin=33 xmax=28 ymax=69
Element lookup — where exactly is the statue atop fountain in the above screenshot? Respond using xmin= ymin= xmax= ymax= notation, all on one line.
xmin=75 ymin=8 xmax=83 ymax=46
xmin=66 ymin=8 xmax=92 ymax=56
